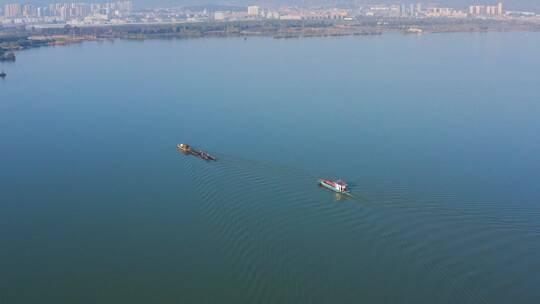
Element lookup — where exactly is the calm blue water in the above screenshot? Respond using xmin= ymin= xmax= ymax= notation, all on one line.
xmin=1 ymin=32 xmax=539 ymax=303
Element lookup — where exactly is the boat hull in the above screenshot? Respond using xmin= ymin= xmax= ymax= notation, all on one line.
xmin=177 ymin=144 xmax=217 ymax=161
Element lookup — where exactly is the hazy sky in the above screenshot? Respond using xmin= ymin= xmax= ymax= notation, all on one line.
xmin=0 ymin=0 xmax=539 ymax=11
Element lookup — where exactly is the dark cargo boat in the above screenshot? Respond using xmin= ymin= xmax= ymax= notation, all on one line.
xmin=177 ymin=144 xmax=217 ymax=161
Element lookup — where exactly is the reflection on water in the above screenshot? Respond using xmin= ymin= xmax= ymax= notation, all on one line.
xmin=181 ymin=151 xmax=540 ymax=303
xmin=333 ymin=192 xmax=349 ymax=202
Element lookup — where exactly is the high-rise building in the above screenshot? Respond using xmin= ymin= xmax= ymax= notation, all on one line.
xmin=116 ymin=1 xmax=133 ymax=14
xmin=485 ymin=3 xmax=504 ymax=16
xmin=470 ymin=3 xmax=503 ymax=16
xmin=214 ymin=11 xmax=226 ymax=20
xmin=266 ymin=11 xmax=280 ymax=19
xmin=247 ymin=6 xmax=259 ymax=16
xmin=400 ymin=4 xmax=407 ymax=17
xmin=4 ymin=3 xmax=21 ymax=18
xmin=469 ymin=5 xmax=485 ymax=16
xmin=22 ymin=4 xmax=36 ymax=17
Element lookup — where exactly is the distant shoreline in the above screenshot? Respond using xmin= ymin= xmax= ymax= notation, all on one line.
xmin=1 ymin=18 xmax=540 ymax=62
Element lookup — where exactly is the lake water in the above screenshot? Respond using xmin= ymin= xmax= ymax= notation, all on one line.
xmin=1 ymin=32 xmax=539 ymax=303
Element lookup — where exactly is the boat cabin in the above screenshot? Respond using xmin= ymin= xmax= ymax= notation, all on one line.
xmin=335 ymin=180 xmax=348 ymax=192
xmin=178 ymin=144 xmax=191 ymax=152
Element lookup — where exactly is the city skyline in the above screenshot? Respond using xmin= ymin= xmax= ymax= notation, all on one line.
xmin=3 ymin=0 xmax=536 ymax=26
xmin=3 ymin=1 xmax=133 ymax=19
xmin=1 ymin=0 xmax=540 ymax=11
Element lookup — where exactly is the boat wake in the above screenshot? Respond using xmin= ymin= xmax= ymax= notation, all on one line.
xmin=177 ymin=151 xmax=540 ymax=303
